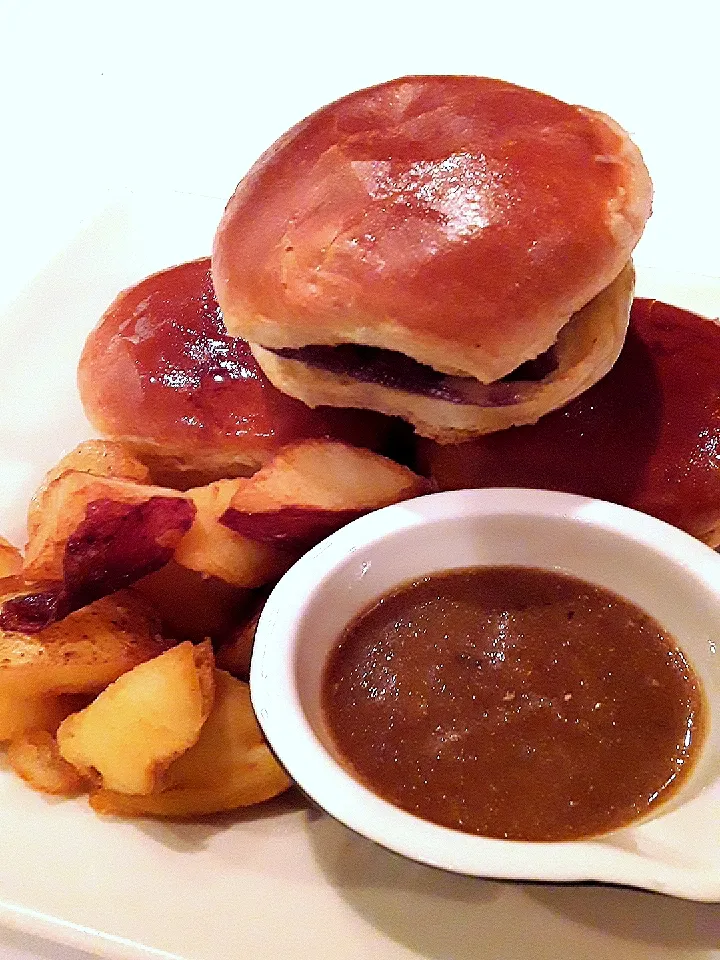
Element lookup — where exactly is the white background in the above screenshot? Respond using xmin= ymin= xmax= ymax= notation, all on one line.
xmin=0 ymin=1 xmax=718 ymax=957
xmin=1 ymin=0 xmax=719 ymax=311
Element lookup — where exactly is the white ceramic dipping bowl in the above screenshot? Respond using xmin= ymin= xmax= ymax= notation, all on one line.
xmin=250 ymin=489 xmax=720 ymax=900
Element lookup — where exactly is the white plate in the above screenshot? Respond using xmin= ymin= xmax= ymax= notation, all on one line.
xmin=0 ymin=192 xmax=718 ymax=960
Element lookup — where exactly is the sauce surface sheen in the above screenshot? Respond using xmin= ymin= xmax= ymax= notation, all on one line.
xmin=322 ymin=566 xmax=704 ymax=841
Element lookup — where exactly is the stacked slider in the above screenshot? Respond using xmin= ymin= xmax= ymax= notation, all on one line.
xmin=212 ymin=75 xmax=651 ymax=441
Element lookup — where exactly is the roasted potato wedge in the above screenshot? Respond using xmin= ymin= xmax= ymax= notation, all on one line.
xmin=0 ymin=691 xmax=86 ymax=741
xmin=23 ymin=470 xmax=189 ymax=582
xmin=22 ymin=467 xmax=279 ymax=599
xmin=27 ymin=441 xmax=151 ymax=539
xmin=214 ymin=590 xmax=269 ymax=677
xmin=7 ymin=488 xmax=196 ymax=633
xmin=132 ymin=560 xmax=249 ymax=643
xmin=221 ymin=440 xmax=431 ymax=548
xmin=0 ymin=589 xmax=169 ymax=699
xmin=57 ymin=641 xmax=214 ymax=795
xmin=7 ymin=729 xmax=88 ymax=796
xmin=90 ymin=670 xmax=290 ymax=817
xmin=176 ymin=479 xmax=289 ymax=588
xmin=227 ymin=440 xmax=430 ymax=512
xmin=0 ymin=538 xmax=22 ymax=579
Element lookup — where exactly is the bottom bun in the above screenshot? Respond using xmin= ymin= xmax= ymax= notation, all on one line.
xmin=251 ymin=263 xmax=634 ymax=443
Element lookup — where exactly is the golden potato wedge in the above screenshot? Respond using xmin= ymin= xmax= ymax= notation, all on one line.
xmin=89 ymin=670 xmax=290 ymax=817
xmin=27 ymin=441 xmax=151 ymax=539
xmin=57 ymin=641 xmax=214 ymax=795
xmin=0 ymin=538 xmax=22 ymax=579
xmin=214 ymin=590 xmax=268 ymax=678
xmin=175 ymin=479 xmax=289 ymax=588
xmin=0 ymin=590 xmax=169 ymax=699
xmin=7 ymin=729 xmax=88 ymax=796
xmin=221 ymin=440 xmax=432 ymax=548
xmin=132 ymin=561 xmax=250 ymax=643
xmin=229 ymin=440 xmax=430 ymax=511
xmin=0 ymin=691 xmax=86 ymax=741
xmin=23 ymin=470 xmax=188 ymax=582
xmin=10 ymin=477 xmax=195 ymax=633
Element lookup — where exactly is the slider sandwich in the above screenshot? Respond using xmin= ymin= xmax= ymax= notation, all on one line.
xmin=212 ymin=76 xmax=652 ymax=441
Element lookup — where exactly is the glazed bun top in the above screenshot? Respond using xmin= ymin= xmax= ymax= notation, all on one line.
xmin=78 ymin=258 xmax=393 ymax=485
xmin=213 ymin=75 xmax=652 ymax=383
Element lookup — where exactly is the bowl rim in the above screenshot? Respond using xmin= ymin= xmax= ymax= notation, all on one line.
xmin=250 ymin=488 xmax=720 ymax=901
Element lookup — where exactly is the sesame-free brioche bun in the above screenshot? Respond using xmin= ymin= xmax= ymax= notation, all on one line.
xmin=212 ymin=75 xmax=652 ymax=440
xmin=78 ymin=258 xmax=394 ymax=487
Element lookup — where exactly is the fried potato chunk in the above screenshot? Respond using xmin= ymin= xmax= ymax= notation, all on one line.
xmin=178 ymin=440 xmax=431 ymax=590
xmin=7 ymin=729 xmax=88 ymax=795
xmin=27 ymin=441 xmax=151 ymax=539
xmin=23 ymin=470 xmax=188 ymax=583
xmin=23 ymin=467 xmax=280 ymax=597
xmin=214 ymin=590 xmax=268 ymax=678
xmin=4 ymin=496 xmax=196 ymax=634
xmin=228 ymin=439 xmax=430 ymax=513
xmin=175 ymin=479 xmax=289 ymax=588
xmin=89 ymin=670 xmax=290 ymax=817
xmin=57 ymin=641 xmax=214 ymax=795
xmin=132 ymin=561 xmax=249 ymax=643
xmin=0 ymin=589 xmax=168 ymax=699
xmin=0 ymin=538 xmax=22 ymax=578
xmin=221 ymin=440 xmax=431 ymax=548
xmin=0 ymin=691 xmax=85 ymax=741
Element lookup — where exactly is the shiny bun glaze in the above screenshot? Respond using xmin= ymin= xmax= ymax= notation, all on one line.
xmin=213 ymin=75 xmax=652 ymax=386
xmin=418 ymin=300 xmax=720 ymax=547
xmin=78 ymin=258 xmax=393 ymax=486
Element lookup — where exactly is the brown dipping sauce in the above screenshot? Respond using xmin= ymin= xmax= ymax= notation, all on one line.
xmin=322 ymin=567 xmax=705 ymax=841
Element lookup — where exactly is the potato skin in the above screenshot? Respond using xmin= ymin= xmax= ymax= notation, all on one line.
xmin=0 ymin=590 xmax=169 ymax=699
